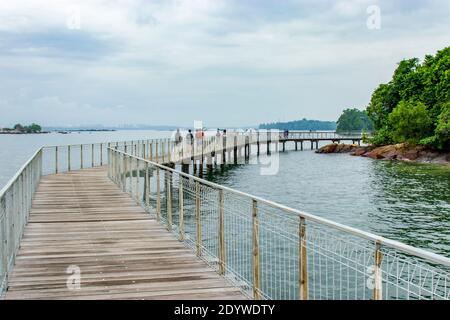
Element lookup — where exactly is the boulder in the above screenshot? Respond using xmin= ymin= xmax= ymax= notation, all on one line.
xmin=317 ymin=143 xmax=365 ymax=154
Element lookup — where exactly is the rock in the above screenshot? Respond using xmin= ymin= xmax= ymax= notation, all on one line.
xmin=364 ymin=151 xmax=385 ymax=159
xmin=317 ymin=142 xmax=449 ymax=164
xmin=316 ymin=143 xmax=338 ymax=153
xmin=356 ymin=143 xmax=450 ymax=164
xmin=317 ymin=143 xmax=371 ymax=154
xmin=351 ymin=147 xmax=368 ymax=156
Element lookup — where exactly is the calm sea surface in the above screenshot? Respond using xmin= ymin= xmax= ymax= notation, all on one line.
xmin=1 ymin=131 xmax=449 ymax=257
xmin=0 ymin=130 xmax=171 ymax=187
xmin=201 ymin=145 xmax=450 ymax=257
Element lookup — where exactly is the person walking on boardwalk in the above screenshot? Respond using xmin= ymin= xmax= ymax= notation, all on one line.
xmin=175 ymin=129 xmax=182 ymax=145
xmin=186 ymin=129 xmax=194 ymax=144
xmin=186 ymin=129 xmax=194 ymax=161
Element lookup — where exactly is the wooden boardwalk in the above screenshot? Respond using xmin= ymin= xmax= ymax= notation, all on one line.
xmin=5 ymin=167 xmax=245 ymax=300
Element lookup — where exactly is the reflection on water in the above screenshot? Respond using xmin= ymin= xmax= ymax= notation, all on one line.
xmin=368 ymin=161 xmax=450 ymax=255
xmin=197 ymin=150 xmax=450 ymax=257
xmin=2 ymin=132 xmax=449 ymax=258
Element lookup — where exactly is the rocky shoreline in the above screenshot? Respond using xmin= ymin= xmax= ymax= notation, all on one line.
xmin=316 ymin=143 xmax=450 ymax=164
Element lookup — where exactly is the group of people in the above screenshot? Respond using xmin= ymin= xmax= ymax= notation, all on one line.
xmin=174 ymin=128 xmax=228 ymax=146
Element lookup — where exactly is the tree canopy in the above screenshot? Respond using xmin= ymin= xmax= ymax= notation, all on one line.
xmin=365 ymin=46 xmax=450 ymax=150
xmin=336 ymin=108 xmax=373 ymax=133
xmin=7 ymin=123 xmax=42 ymax=133
xmin=260 ymin=118 xmax=336 ymax=131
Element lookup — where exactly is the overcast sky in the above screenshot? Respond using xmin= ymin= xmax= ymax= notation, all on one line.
xmin=0 ymin=0 xmax=449 ymax=127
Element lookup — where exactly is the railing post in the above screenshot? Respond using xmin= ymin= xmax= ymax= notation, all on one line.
xmin=156 ymin=167 xmax=161 ymax=221
xmin=373 ymin=242 xmax=383 ymax=300
xmin=218 ymin=189 xmax=225 ymax=275
xmin=128 ymin=155 xmax=132 ymax=193
xmin=100 ymin=143 xmax=103 ymax=165
xmin=299 ymin=217 xmax=308 ymax=300
xmin=114 ymin=150 xmax=119 ymax=183
xmin=110 ymin=148 xmax=114 ymax=180
xmin=1 ymin=196 xmax=7 ymax=293
xmin=91 ymin=144 xmax=94 ymax=167
xmin=252 ymin=199 xmax=260 ymax=299
xmin=168 ymin=140 xmax=171 ymax=163
xmin=122 ymin=153 xmax=126 ymax=191
xmin=135 ymin=158 xmax=139 ymax=201
xmin=107 ymin=148 xmax=111 ymax=178
xmin=166 ymin=171 xmax=172 ymax=230
xmin=179 ymin=177 xmax=184 ymax=241
xmin=195 ymin=181 xmax=202 ymax=257
xmin=145 ymin=162 xmax=150 ymax=210
xmin=55 ymin=146 xmax=58 ymax=174
xmin=68 ymin=145 xmax=71 ymax=171
xmin=150 ymin=142 xmax=153 ymax=161
xmin=80 ymin=145 xmax=84 ymax=169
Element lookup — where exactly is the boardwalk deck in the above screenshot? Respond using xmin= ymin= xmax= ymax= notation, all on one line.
xmin=5 ymin=167 xmax=246 ymax=300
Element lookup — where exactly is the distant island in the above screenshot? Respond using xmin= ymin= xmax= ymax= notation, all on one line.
xmin=0 ymin=123 xmax=48 ymax=134
xmin=43 ymin=125 xmax=180 ymax=132
xmin=336 ymin=108 xmax=373 ymax=133
xmin=259 ymin=118 xmax=336 ymax=131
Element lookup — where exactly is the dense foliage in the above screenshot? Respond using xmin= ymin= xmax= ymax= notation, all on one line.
xmin=336 ymin=108 xmax=373 ymax=133
xmin=259 ymin=118 xmax=336 ymax=131
xmin=7 ymin=123 xmax=42 ymax=133
xmin=366 ymin=46 xmax=450 ymax=150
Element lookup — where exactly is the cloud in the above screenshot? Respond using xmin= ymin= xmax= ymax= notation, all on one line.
xmin=0 ymin=0 xmax=449 ymax=127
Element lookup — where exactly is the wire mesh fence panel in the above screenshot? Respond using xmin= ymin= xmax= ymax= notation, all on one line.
xmin=106 ymin=147 xmax=450 ymax=301
xmin=222 ymin=191 xmax=253 ymax=295
xmin=0 ymin=149 xmax=42 ymax=297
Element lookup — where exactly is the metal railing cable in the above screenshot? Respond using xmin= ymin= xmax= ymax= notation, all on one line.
xmin=0 ymin=148 xmax=43 ymax=296
xmin=107 ymin=145 xmax=450 ymax=300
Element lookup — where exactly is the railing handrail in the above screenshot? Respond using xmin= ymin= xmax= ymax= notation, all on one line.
xmin=0 ymin=147 xmax=43 ymax=199
xmin=42 ymin=138 xmax=158 ymax=149
xmin=108 ymin=146 xmax=450 ymax=268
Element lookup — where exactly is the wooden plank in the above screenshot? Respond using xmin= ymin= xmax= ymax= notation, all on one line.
xmin=5 ymin=166 xmax=246 ymax=300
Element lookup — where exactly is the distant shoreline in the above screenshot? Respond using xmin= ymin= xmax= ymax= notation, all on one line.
xmin=0 ymin=129 xmax=117 ymax=134
xmin=0 ymin=131 xmax=50 ymax=135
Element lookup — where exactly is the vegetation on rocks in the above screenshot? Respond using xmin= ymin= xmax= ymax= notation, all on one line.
xmin=335 ymin=46 xmax=449 ymax=151
xmin=366 ymin=46 xmax=450 ymax=150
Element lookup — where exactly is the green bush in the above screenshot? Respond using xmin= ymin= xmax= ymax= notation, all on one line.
xmin=388 ymin=100 xmax=433 ymax=144
xmin=370 ymin=126 xmax=393 ymax=146
xmin=363 ymin=46 xmax=450 ymax=150
xmin=435 ymin=102 xmax=450 ymax=149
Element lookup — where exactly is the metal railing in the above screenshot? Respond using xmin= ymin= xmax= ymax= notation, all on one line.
xmin=0 ymin=148 xmax=42 ymax=296
xmin=280 ymin=131 xmax=367 ymax=140
xmin=41 ymin=138 xmax=175 ymax=175
xmin=1 ymin=131 xmax=448 ymax=300
xmin=27 ymin=130 xmax=368 ymax=176
xmin=107 ymin=145 xmax=450 ymax=300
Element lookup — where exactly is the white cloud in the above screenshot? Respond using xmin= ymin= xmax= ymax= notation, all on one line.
xmin=0 ymin=0 xmax=449 ymax=127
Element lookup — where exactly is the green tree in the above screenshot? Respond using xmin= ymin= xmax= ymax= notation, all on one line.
xmin=388 ymin=100 xmax=432 ymax=144
xmin=28 ymin=123 xmax=42 ymax=133
xmin=366 ymin=46 xmax=450 ymax=149
xmin=336 ymin=108 xmax=373 ymax=133
xmin=434 ymin=102 xmax=450 ymax=150
xmin=13 ymin=124 xmax=24 ymax=132
xmin=366 ymin=83 xmax=399 ymax=130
